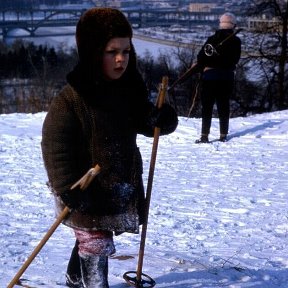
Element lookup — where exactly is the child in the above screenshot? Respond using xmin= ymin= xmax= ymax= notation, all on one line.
xmin=41 ymin=7 xmax=178 ymax=287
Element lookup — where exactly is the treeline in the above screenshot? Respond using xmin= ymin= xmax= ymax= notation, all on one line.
xmin=0 ymin=40 xmax=200 ymax=115
xmin=0 ymin=40 xmax=79 ymax=80
xmin=0 ymin=40 xmax=77 ymax=113
xmin=0 ymin=39 xmax=284 ymax=116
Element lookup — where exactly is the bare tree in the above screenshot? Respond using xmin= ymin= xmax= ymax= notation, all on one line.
xmin=246 ymin=0 xmax=288 ymax=110
xmin=167 ymin=45 xmax=201 ymax=117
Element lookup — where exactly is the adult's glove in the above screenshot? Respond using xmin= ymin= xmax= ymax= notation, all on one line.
xmin=150 ymin=103 xmax=178 ymax=135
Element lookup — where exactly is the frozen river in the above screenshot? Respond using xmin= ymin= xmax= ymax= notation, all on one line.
xmin=4 ymin=26 xmax=175 ymax=58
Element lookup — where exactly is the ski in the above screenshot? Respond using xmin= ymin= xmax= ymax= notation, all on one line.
xmin=15 ymin=279 xmax=36 ymax=288
xmin=210 ymin=137 xmax=230 ymax=143
xmin=15 ymin=278 xmax=66 ymax=287
xmin=109 ymin=254 xmax=135 ymax=260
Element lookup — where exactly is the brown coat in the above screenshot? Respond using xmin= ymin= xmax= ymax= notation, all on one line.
xmin=42 ymin=83 xmax=149 ymax=234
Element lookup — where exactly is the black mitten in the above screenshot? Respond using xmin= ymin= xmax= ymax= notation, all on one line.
xmin=150 ymin=103 xmax=178 ymax=135
xmin=60 ymin=188 xmax=82 ymax=210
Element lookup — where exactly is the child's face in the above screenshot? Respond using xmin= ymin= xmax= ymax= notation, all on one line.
xmin=102 ymin=37 xmax=131 ymax=80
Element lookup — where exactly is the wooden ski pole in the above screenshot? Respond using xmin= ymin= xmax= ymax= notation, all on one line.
xmin=168 ymin=63 xmax=202 ymax=92
xmin=7 ymin=206 xmax=70 ymax=288
xmin=136 ymin=76 xmax=168 ymax=285
xmin=123 ymin=76 xmax=168 ymax=288
xmin=7 ymin=164 xmax=101 ymax=288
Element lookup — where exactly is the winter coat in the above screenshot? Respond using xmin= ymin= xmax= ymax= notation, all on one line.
xmin=197 ymin=29 xmax=241 ymax=81
xmin=41 ymin=66 xmax=176 ymax=234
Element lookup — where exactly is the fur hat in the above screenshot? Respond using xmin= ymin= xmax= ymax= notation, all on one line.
xmin=76 ymin=8 xmax=133 ymax=66
xmin=219 ymin=12 xmax=237 ymax=29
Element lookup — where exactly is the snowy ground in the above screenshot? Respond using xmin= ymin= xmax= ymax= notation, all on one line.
xmin=1 ymin=110 xmax=288 ymax=287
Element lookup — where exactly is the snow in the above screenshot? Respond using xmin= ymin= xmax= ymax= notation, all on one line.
xmin=1 ymin=110 xmax=288 ymax=287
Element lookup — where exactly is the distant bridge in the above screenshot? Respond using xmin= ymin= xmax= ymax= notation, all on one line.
xmin=0 ymin=8 xmax=85 ymax=39
xmin=0 ymin=7 xmax=222 ymax=39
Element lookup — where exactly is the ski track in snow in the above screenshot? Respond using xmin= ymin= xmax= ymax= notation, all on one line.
xmin=0 ymin=111 xmax=288 ymax=287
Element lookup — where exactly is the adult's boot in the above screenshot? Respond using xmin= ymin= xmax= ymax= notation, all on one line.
xmin=80 ymin=255 xmax=109 ymax=288
xmin=195 ymin=134 xmax=209 ymax=144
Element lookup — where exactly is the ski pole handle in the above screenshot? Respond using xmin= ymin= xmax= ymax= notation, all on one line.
xmin=71 ymin=164 xmax=101 ymax=190
xmin=156 ymin=76 xmax=168 ymax=108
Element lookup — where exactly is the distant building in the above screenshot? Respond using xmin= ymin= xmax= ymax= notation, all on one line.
xmin=91 ymin=0 xmax=141 ymax=8
xmin=247 ymin=15 xmax=282 ymax=32
xmin=188 ymin=3 xmax=217 ymax=12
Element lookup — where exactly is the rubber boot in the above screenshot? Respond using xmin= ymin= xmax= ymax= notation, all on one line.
xmin=66 ymin=241 xmax=83 ymax=287
xmin=80 ymin=255 xmax=109 ymax=288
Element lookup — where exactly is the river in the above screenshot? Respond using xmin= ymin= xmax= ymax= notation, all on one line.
xmin=5 ymin=26 xmax=178 ymax=58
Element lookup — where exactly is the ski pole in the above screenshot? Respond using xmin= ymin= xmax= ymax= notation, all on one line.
xmin=123 ymin=76 xmax=168 ymax=288
xmin=7 ymin=206 xmax=70 ymax=288
xmin=168 ymin=63 xmax=202 ymax=92
xmin=7 ymin=164 xmax=101 ymax=288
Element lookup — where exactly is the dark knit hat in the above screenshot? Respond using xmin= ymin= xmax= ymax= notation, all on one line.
xmin=76 ymin=8 xmax=133 ymax=65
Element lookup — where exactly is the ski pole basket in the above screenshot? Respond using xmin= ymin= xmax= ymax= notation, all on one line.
xmin=123 ymin=271 xmax=156 ymax=288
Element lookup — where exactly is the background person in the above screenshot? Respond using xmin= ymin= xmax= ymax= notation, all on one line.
xmin=194 ymin=12 xmax=241 ymax=143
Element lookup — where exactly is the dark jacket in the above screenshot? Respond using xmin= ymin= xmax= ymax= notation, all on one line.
xmin=41 ymin=66 xmax=177 ymax=234
xmin=197 ymin=29 xmax=241 ymax=80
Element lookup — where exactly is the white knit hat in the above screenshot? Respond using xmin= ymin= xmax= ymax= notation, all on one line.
xmin=219 ymin=12 xmax=237 ymax=29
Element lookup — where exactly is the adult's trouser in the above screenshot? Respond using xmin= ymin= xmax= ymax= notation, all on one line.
xmin=200 ymin=79 xmax=234 ymax=136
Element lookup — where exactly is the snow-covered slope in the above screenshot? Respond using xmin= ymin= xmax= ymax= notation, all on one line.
xmin=1 ymin=110 xmax=288 ymax=287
